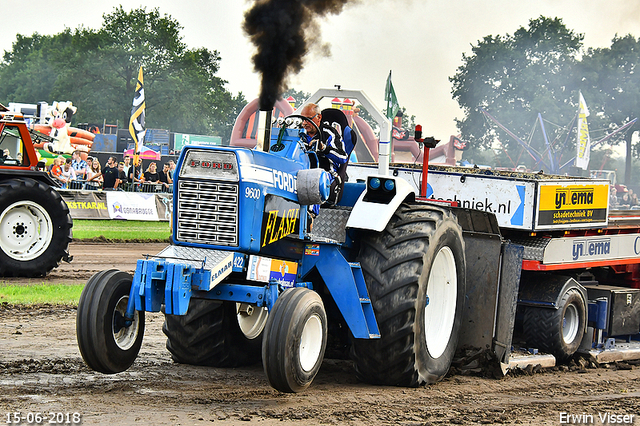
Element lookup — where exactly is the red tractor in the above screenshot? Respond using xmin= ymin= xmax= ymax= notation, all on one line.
xmin=0 ymin=106 xmax=72 ymax=277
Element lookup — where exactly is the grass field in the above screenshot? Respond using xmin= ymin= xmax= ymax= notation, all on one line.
xmin=0 ymin=220 xmax=170 ymax=305
xmin=0 ymin=283 xmax=84 ymax=305
xmin=72 ymin=219 xmax=171 ymax=241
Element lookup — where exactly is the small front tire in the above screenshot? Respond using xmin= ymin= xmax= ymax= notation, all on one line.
xmin=262 ymin=288 xmax=328 ymax=393
xmin=76 ymin=270 xmax=144 ymax=373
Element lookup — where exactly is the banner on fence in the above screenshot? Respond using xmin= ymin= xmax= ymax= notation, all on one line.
xmin=60 ymin=191 xmax=110 ymax=219
xmin=106 ymin=192 xmax=158 ymax=221
xmin=59 ymin=190 xmax=172 ymax=221
xmin=155 ymin=193 xmax=173 ymax=221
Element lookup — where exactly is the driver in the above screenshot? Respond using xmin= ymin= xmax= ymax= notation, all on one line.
xmin=299 ymin=103 xmax=348 ymax=223
xmin=300 ymin=103 xmax=348 ymax=180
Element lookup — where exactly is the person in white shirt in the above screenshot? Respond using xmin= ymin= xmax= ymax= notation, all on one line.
xmin=58 ymin=158 xmax=77 ymax=189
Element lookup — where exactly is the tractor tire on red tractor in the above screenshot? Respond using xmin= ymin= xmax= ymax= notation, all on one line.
xmin=0 ymin=177 xmax=72 ymax=277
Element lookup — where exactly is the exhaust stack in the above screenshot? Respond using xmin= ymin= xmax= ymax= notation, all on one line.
xmin=256 ymin=109 xmax=273 ymax=152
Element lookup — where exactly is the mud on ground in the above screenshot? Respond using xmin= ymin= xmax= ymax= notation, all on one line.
xmin=1 ymin=242 xmax=639 ymax=425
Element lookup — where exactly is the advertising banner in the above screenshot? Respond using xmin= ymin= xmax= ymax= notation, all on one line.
xmin=174 ymin=133 xmax=222 ymax=151
xmin=347 ymin=164 xmax=536 ymax=230
xmin=59 ymin=191 xmax=110 ymax=219
xmin=105 ymin=192 xmax=159 ymax=221
xmin=60 ymin=190 xmax=172 ymax=221
xmin=543 ymin=233 xmax=640 ymax=265
xmin=424 ymin=171 xmax=535 ymax=230
xmin=155 ymin=193 xmax=173 ymax=221
xmin=246 ymin=255 xmax=298 ymax=288
xmin=535 ymin=181 xmax=609 ymax=229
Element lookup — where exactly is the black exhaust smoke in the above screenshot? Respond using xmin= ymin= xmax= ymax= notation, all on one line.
xmin=243 ymin=0 xmax=354 ymax=111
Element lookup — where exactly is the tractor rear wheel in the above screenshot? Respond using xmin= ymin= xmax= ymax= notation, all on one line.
xmin=163 ymin=298 xmax=265 ymax=367
xmin=351 ymin=203 xmax=466 ymax=386
xmin=0 ymin=178 xmax=72 ymax=277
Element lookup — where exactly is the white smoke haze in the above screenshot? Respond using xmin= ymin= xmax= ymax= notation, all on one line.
xmin=2 ymin=0 xmax=640 ymax=140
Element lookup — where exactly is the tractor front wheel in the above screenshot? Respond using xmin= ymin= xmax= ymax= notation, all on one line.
xmin=76 ymin=269 xmax=144 ymax=373
xmin=262 ymin=287 xmax=328 ymax=393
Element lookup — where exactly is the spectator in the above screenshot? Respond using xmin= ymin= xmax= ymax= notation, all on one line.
xmin=116 ymin=162 xmax=128 ymax=190
xmin=609 ymin=186 xmax=618 ymax=209
xmin=85 ymin=158 xmax=103 ymax=189
xmin=71 ymin=150 xmax=87 ymax=180
xmin=101 ymin=156 xmax=119 ymax=190
xmin=143 ymin=162 xmax=161 ymax=192
xmin=129 ymin=164 xmax=143 ymax=188
xmin=123 ymin=156 xmax=132 ymax=179
xmin=621 ymin=192 xmax=631 ymax=208
xmin=48 ymin=155 xmax=64 ymax=175
xmin=159 ymin=162 xmax=173 ymax=192
xmin=628 ymin=189 xmax=638 ymax=207
xmin=49 ymin=156 xmax=65 ymax=184
xmin=168 ymin=160 xmax=176 ymax=180
xmin=143 ymin=162 xmax=160 ymax=183
xmin=58 ymin=158 xmax=77 ymax=189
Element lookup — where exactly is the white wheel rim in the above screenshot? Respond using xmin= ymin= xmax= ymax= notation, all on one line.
xmin=112 ymin=295 xmax=140 ymax=350
xmin=236 ymin=303 xmax=268 ymax=340
xmin=0 ymin=201 xmax=53 ymax=261
xmin=424 ymin=246 xmax=457 ymax=359
xmin=563 ymin=303 xmax=580 ymax=344
xmin=299 ymin=313 xmax=323 ymax=372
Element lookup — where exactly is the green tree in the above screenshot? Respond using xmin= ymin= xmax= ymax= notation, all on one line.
xmin=450 ymin=16 xmax=583 ymax=169
xmin=0 ymin=6 xmax=243 ymax=141
xmin=580 ymin=35 xmax=640 ymax=184
xmin=282 ymin=88 xmax=310 ymax=108
xmin=0 ymin=31 xmax=72 ymax=103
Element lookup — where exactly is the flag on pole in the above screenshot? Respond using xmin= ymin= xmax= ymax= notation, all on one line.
xmin=385 ymin=71 xmax=400 ymax=120
xmin=575 ymin=91 xmax=591 ymax=170
xmin=129 ymin=66 xmax=146 ymax=167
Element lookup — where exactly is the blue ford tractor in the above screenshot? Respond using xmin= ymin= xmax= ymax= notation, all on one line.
xmin=76 ymin=89 xmax=516 ymax=392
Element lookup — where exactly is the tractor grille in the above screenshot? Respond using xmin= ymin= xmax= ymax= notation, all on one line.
xmin=176 ymin=180 xmax=239 ymax=246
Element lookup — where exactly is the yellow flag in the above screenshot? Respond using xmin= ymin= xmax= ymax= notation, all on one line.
xmin=129 ymin=66 xmax=146 ymax=166
xmin=575 ymin=92 xmax=590 ymax=170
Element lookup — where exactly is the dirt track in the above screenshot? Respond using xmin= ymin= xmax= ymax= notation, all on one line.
xmin=1 ymin=242 xmax=639 ymax=425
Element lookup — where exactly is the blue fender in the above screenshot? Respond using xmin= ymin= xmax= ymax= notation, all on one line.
xmin=300 ymin=243 xmax=379 ymax=339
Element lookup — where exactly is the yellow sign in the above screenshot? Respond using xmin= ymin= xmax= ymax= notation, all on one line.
xmin=65 ymin=201 xmax=108 ymax=210
xmin=537 ymin=182 xmax=609 ymax=227
xmin=262 ymin=207 xmax=300 ymax=247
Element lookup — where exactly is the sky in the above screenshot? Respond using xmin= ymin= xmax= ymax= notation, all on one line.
xmin=2 ymin=0 xmax=640 ymax=141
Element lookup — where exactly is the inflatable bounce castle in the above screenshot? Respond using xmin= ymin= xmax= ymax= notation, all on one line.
xmin=230 ymin=95 xmax=466 ymax=165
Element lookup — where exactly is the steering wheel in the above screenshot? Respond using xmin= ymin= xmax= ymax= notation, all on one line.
xmin=286 ymin=114 xmax=325 ymax=150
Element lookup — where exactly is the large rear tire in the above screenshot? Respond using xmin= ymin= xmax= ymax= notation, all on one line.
xmin=351 ymin=203 xmax=466 ymax=386
xmin=522 ymin=287 xmax=586 ymax=362
xmin=76 ymin=269 xmax=144 ymax=373
xmin=162 ymin=298 xmax=265 ymax=367
xmin=0 ymin=178 xmax=72 ymax=277
xmin=262 ymin=287 xmax=328 ymax=393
